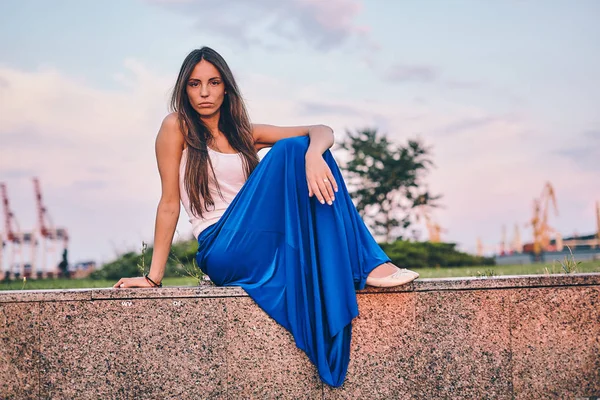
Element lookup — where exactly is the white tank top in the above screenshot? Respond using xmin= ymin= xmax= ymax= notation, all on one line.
xmin=179 ymin=146 xmax=246 ymax=239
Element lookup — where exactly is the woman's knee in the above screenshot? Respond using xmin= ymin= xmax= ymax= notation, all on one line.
xmin=271 ymin=135 xmax=310 ymax=153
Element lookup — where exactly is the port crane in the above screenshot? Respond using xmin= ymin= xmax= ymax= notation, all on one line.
xmin=33 ymin=177 xmax=69 ymax=278
xmin=1 ymin=183 xmax=36 ymax=279
xmin=528 ymin=182 xmax=559 ymax=258
xmin=415 ymin=206 xmax=445 ymax=243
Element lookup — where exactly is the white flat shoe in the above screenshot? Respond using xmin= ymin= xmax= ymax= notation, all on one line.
xmin=366 ymin=267 xmax=419 ymax=288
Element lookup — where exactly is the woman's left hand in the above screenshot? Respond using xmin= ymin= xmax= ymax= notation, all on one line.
xmin=112 ymin=276 xmax=158 ymax=289
xmin=305 ymin=151 xmax=338 ymax=205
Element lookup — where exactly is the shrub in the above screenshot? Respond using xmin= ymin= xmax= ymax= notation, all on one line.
xmin=379 ymin=240 xmax=494 ymax=268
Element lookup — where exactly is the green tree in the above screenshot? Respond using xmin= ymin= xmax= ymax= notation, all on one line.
xmin=338 ymin=127 xmax=441 ymax=242
xmin=379 ymin=240 xmax=495 ymax=268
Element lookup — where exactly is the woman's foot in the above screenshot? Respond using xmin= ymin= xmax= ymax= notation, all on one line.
xmin=366 ymin=262 xmax=419 ymax=288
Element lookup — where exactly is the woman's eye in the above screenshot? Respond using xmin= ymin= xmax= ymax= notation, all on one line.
xmin=189 ymin=81 xmax=198 ymax=87
xmin=211 ymin=80 xmax=220 ymax=86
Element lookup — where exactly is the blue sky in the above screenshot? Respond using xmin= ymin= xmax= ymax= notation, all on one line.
xmin=0 ymin=0 xmax=598 ymax=266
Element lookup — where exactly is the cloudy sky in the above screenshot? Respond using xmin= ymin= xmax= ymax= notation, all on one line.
xmin=0 ymin=0 xmax=598 ymax=267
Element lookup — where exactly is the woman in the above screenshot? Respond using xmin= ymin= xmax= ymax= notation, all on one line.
xmin=113 ymin=47 xmax=419 ymax=387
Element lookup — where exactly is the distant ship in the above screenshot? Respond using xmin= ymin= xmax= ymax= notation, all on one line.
xmin=496 ymin=233 xmax=600 ymax=265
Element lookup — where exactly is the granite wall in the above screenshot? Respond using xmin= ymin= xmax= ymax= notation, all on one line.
xmin=1 ymin=273 xmax=599 ymax=399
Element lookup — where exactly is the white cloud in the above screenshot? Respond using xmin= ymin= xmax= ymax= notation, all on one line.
xmin=0 ymin=61 xmax=173 ymax=264
xmin=1 ymin=60 xmax=597 ymax=267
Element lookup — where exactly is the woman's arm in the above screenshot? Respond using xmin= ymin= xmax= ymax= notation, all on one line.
xmin=113 ymin=113 xmax=184 ymax=289
xmin=147 ymin=113 xmax=185 ymax=283
xmin=252 ymin=124 xmax=334 ymax=153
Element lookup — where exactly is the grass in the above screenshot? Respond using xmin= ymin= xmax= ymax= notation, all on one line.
xmin=551 ymin=245 xmax=582 ymax=274
xmin=414 ymin=260 xmax=599 ymax=279
xmin=0 ymin=276 xmax=198 ymax=291
xmin=1 ymin=260 xmax=599 ymax=291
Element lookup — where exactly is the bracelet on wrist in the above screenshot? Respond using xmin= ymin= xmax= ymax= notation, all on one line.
xmin=144 ymin=273 xmax=162 ymax=287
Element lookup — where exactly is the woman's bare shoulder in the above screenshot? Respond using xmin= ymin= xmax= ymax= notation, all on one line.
xmin=160 ymin=112 xmax=184 ymax=135
xmin=157 ymin=112 xmax=185 ymax=149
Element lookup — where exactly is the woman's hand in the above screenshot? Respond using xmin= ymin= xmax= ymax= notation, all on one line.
xmin=113 ymin=276 xmax=157 ymax=289
xmin=305 ymin=150 xmax=338 ymax=205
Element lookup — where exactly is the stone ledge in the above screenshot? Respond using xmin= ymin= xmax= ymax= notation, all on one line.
xmin=1 ymin=272 xmax=599 ymax=303
xmin=1 ymin=273 xmax=599 ymax=399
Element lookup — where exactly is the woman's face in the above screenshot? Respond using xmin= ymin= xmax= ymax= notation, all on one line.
xmin=186 ymin=59 xmax=226 ymax=117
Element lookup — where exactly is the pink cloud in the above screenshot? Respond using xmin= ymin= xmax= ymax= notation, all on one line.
xmin=145 ymin=0 xmax=373 ymax=51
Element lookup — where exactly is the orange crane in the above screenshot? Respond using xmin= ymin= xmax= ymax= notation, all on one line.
xmin=500 ymin=225 xmax=507 ymax=255
xmin=415 ymin=206 xmax=445 ymax=243
xmin=425 ymin=215 xmax=444 ymax=243
xmin=511 ymin=223 xmax=522 ymax=253
xmin=33 ymin=178 xmax=69 ymax=278
xmin=476 ymin=237 xmax=501 ymax=256
xmin=476 ymin=237 xmax=485 ymax=256
xmin=528 ymin=182 xmax=559 ymax=258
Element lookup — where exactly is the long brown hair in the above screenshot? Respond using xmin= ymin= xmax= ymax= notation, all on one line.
xmin=170 ymin=47 xmax=259 ymax=218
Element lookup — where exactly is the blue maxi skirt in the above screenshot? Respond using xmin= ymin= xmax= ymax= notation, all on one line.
xmin=195 ymin=135 xmax=391 ymax=387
